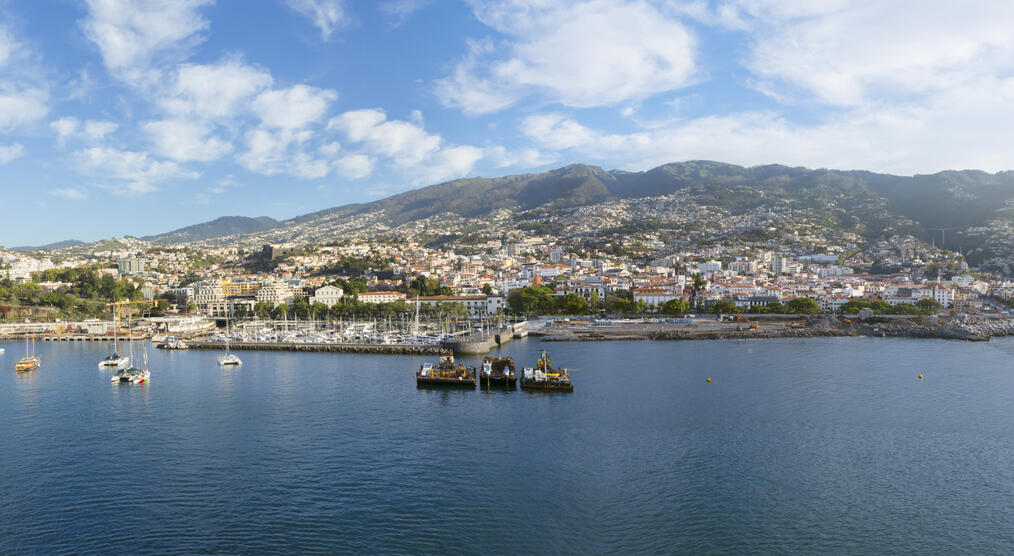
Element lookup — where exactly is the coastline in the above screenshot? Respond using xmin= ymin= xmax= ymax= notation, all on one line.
xmin=531 ymin=316 xmax=1014 ymax=342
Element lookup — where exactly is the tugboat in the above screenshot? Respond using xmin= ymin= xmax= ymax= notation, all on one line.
xmin=479 ymin=357 xmax=517 ymax=388
xmin=520 ymin=349 xmax=573 ymax=392
xmin=15 ymin=333 xmax=40 ymax=372
xmin=416 ymin=354 xmax=476 ymax=388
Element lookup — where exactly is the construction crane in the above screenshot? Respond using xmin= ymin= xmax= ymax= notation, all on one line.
xmin=107 ymin=299 xmax=157 ymax=333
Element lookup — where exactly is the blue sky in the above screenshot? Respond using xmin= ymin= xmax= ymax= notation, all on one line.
xmin=3 ymin=0 xmax=1014 ymax=245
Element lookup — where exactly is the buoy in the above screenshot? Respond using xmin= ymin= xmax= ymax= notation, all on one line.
xmin=706 ymin=377 xmax=711 ymax=383
xmin=918 ymin=374 xmax=923 ymax=380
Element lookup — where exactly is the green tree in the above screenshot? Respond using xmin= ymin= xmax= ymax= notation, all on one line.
xmin=787 ymin=297 xmax=819 ymax=314
xmin=709 ymin=299 xmax=737 ymax=314
xmin=916 ymin=298 xmax=944 ymax=315
xmin=481 ymin=283 xmax=493 ymax=296
xmin=507 ymin=286 xmax=554 ymax=315
xmin=839 ymin=300 xmax=870 ymax=314
xmin=554 ymin=293 xmax=589 ymax=315
xmin=661 ymin=297 xmax=689 ymax=314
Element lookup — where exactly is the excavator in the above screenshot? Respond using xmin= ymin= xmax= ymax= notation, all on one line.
xmin=734 ymin=313 xmax=759 ymax=331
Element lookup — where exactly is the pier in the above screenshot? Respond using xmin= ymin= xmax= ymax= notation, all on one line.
xmin=166 ymin=340 xmax=448 ymax=355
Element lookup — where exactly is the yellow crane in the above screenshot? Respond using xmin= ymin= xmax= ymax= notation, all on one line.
xmin=107 ymin=299 xmax=157 ymax=334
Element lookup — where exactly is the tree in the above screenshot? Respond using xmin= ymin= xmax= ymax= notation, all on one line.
xmin=870 ymin=300 xmax=892 ymax=314
xmin=916 ymin=298 xmax=943 ymax=315
xmin=273 ymin=303 xmax=290 ymax=319
xmin=690 ymin=273 xmax=707 ymax=308
xmin=185 ymin=301 xmax=196 ymax=315
xmin=554 ymin=293 xmax=589 ymax=315
xmin=765 ymin=301 xmax=786 ymax=313
xmin=588 ymin=290 xmax=601 ymax=310
xmin=508 ymin=286 xmax=554 ymax=315
xmin=661 ymin=298 xmax=689 ymax=314
xmin=839 ymin=300 xmax=870 ymax=314
xmin=254 ymin=301 xmax=273 ymax=318
xmin=787 ymin=297 xmax=819 ymax=314
xmin=481 ymin=283 xmax=493 ymax=296
xmin=709 ymin=299 xmax=737 ymax=314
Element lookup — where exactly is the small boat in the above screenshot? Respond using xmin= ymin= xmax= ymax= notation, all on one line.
xmin=162 ymin=336 xmax=188 ymax=349
xmin=0 ymin=347 xmax=5 ymax=354
xmin=416 ymin=355 xmax=476 ymax=388
xmin=217 ymin=314 xmax=242 ymax=367
xmin=218 ymin=353 xmax=242 ymax=366
xmin=99 ymin=311 xmax=130 ymax=369
xmin=521 ymin=349 xmax=573 ymax=392
xmin=99 ymin=353 xmax=130 ymax=370
xmin=15 ymin=333 xmax=39 ymax=372
xmin=479 ymin=356 xmax=517 ymax=388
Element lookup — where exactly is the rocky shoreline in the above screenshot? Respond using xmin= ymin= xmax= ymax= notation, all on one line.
xmin=532 ymin=317 xmax=1014 ymax=343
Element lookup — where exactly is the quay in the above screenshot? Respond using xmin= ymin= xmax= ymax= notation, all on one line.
xmin=167 ymin=340 xmax=447 ymax=355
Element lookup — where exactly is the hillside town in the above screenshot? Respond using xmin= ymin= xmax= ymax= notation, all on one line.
xmin=2 ymin=224 xmax=1012 ymax=326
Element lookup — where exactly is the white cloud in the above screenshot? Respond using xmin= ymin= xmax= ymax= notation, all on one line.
xmin=80 ymin=0 xmax=212 ymax=85
xmin=237 ymin=127 xmax=330 ymax=178
xmin=75 ymin=146 xmax=198 ymax=195
xmin=379 ymin=0 xmax=431 ymax=26
xmin=51 ymin=117 xmax=79 ymax=144
xmin=329 ymin=108 xmax=483 ymax=183
xmin=284 ymin=0 xmax=348 ymax=40
xmin=437 ymin=0 xmax=697 ymax=114
xmin=0 ymin=88 xmax=48 ymax=131
xmin=521 ymin=74 xmax=1014 ymax=175
xmin=486 ymin=145 xmax=556 ymax=169
xmin=144 ymin=118 xmax=233 ymax=162
xmin=83 ymin=120 xmax=118 ymax=140
xmin=0 ymin=143 xmax=24 ymax=163
xmin=334 ymin=153 xmax=373 ymax=179
xmin=0 ymin=26 xmax=18 ymax=68
xmin=252 ymin=84 xmax=338 ymax=129
xmin=51 ymin=187 xmax=87 ymax=200
xmin=160 ymin=59 xmax=274 ymax=120
xmin=51 ymin=117 xmax=118 ymax=144
xmin=520 ymin=113 xmax=598 ymax=150
xmin=713 ymin=1 xmax=1014 ymax=106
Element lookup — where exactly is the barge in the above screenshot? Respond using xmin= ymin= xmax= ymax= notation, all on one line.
xmin=416 ymin=355 xmax=476 ymax=388
xmin=479 ymin=357 xmax=517 ymax=388
xmin=521 ymin=349 xmax=573 ymax=392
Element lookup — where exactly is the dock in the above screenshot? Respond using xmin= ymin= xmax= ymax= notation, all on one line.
xmin=164 ymin=340 xmax=448 ymax=355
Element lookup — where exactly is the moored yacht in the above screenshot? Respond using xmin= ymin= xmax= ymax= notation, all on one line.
xmin=99 ymin=311 xmax=129 ymax=370
xmin=15 ymin=333 xmax=40 ymax=372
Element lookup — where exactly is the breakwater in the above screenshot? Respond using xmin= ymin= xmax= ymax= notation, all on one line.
xmin=534 ymin=316 xmax=1014 ymax=342
xmin=168 ymin=341 xmax=448 ymax=355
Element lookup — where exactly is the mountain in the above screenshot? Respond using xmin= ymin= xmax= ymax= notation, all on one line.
xmin=144 ymin=216 xmax=280 ymax=244
xmin=149 ymin=161 xmax=1014 ymax=269
xmin=10 ymin=239 xmax=87 ymax=252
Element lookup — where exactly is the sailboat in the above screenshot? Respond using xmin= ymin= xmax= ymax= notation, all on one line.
xmin=112 ymin=319 xmax=150 ymax=383
xmin=218 ymin=312 xmax=242 ymax=366
xmin=99 ymin=310 xmax=129 ymax=370
xmin=15 ymin=330 xmax=40 ymax=372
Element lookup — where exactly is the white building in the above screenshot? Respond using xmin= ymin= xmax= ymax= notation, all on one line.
xmin=357 ymin=291 xmax=406 ymax=304
xmin=308 ymin=285 xmax=344 ymax=308
xmin=632 ymin=288 xmax=682 ymax=306
xmin=256 ymin=282 xmax=295 ymax=306
xmin=414 ymin=295 xmax=504 ymax=316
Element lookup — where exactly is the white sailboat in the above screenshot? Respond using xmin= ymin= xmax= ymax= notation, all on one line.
xmin=218 ymin=312 xmax=242 ymax=367
xmin=99 ymin=309 xmax=129 ymax=370
xmin=112 ymin=318 xmax=150 ymax=383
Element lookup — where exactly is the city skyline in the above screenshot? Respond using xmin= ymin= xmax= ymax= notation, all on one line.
xmin=4 ymin=1 xmax=1014 ymax=244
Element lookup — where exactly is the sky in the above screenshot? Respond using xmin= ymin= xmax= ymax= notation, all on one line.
xmin=3 ymin=0 xmax=1014 ymax=246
